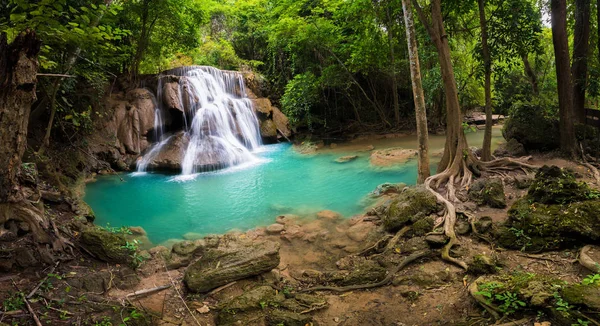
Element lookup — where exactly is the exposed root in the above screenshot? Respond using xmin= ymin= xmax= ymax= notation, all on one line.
xmin=468 ymin=277 xmax=501 ymax=321
xmin=579 ymin=245 xmax=600 ymax=273
xmin=581 ymin=162 xmax=600 ymax=185
xmin=301 ymin=250 xmax=430 ymax=293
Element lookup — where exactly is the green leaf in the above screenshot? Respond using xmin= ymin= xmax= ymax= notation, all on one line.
xmin=68 ymin=22 xmax=79 ymax=27
xmin=64 ymin=114 xmax=73 ymax=120
xmin=9 ymin=13 xmax=27 ymax=22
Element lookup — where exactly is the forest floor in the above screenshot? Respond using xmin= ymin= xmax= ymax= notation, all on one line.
xmin=1 ymin=137 xmax=599 ymax=326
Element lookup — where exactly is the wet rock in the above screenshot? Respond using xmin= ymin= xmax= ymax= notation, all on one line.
xmin=81 ymin=228 xmax=134 ymax=265
xmin=252 ymin=98 xmax=273 ymax=120
xmin=260 ymin=119 xmax=278 ymax=142
xmin=272 ymin=106 xmax=291 ymax=139
xmin=425 ymin=234 xmax=449 ymax=247
xmin=317 ymin=210 xmax=341 ymax=220
xmin=335 ymin=155 xmax=358 ymax=163
xmin=383 ymin=186 xmax=439 ymax=232
xmin=369 ymin=148 xmax=417 ymax=166
xmin=184 ymin=239 xmax=280 ymax=292
xmin=371 ymin=182 xmax=406 ymax=197
xmin=468 ymin=178 xmax=506 ymax=208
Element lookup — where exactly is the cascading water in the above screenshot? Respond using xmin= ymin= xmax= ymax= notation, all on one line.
xmin=136 ymin=66 xmax=262 ymax=175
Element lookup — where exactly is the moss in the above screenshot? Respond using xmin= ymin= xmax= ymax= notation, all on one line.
xmin=561 ymin=284 xmax=600 ymax=310
xmin=411 ymin=217 xmax=434 ymax=236
xmin=499 ymin=198 xmax=600 ymax=251
xmin=383 ymin=186 xmax=439 ymax=232
xmin=468 ymin=178 xmax=506 ymax=208
xmin=468 ymin=254 xmax=499 ymax=276
xmin=80 ymin=228 xmax=134 ymax=265
xmin=338 ymin=260 xmax=386 ymax=286
xmin=527 ymin=165 xmax=592 ymax=205
xmin=502 ymin=101 xmax=559 ymax=151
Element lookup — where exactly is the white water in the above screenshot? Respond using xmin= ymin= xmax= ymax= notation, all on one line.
xmin=136 ymin=66 xmax=262 ymax=174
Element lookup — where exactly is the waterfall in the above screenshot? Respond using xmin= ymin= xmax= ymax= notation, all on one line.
xmin=135 ymin=66 xmax=262 ymax=174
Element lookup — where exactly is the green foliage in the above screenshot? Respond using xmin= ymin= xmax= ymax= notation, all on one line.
xmin=475 ymin=281 xmax=526 ymax=315
xmin=281 ymin=72 xmax=320 ymax=129
xmin=2 ymin=291 xmax=25 ymax=311
xmin=582 ymin=274 xmax=600 ymax=286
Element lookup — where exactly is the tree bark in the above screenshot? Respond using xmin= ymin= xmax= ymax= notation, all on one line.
xmin=572 ymin=0 xmax=591 ymax=123
xmin=402 ymin=0 xmax=430 ymax=184
xmin=551 ymin=0 xmax=576 ymax=156
xmin=387 ymin=7 xmax=401 ymax=127
xmin=521 ymin=54 xmax=539 ymax=95
xmin=478 ymin=0 xmax=493 ymax=161
xmin=0 ymin=30 xmax=51 ymax=243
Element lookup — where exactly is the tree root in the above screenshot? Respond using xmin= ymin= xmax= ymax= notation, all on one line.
xmin=581 ymin=162 xmax=600 ymax=185
xmin=468 ymin=277 xmax=501 ymax=321
xmin=301 ymin=250 xmax=430 ymax=293
xmin=579 ymin=245 xmax=600 ymax=273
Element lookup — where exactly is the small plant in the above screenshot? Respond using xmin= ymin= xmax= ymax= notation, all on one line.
xmin=573 ymin=319 xmax=590 ymax=326
xmin=553 ymin=292 xmax=571 ymax=314
xmin=102 ymin=223 xmax=132 ymax=235
xmin=509 ymin=227 xmax=532 ymax=251
xmin=582 ymin=274 xmax=600 ymax=285
xmin=3 ymin=291 xmax=25 ymax=311
xmin=495 ymin=291 xmax=526 ymax=314
xmin=462 ymin=122 xmax=477 ymax=133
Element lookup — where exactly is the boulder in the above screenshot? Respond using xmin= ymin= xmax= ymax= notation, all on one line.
xmin=503 ymin=101 xmax=560 ymax=151
xmin=468 ymin=178 xmax=506 ymax=208
xmin=145 ymin=132 xmax=187 ymax=171
xmin=371 ymin=182 xmax=406 ymax=197
xmin=561 ymin=284 xmax=600 ymax=310
xmin=184 ymin=239 xmax=280 ymax=292
xmin=259 ymin=119 xmax=278 ymax=142
xmin=493 ymin=138 xmax=526 ymax=157
xmin=80 ymin=228 xmax=134 ymax=265
xmin=252 ymin=98 xmax=273 ymax=120
xmin=161 ymin=81 xmax=183 ymax=113
xmin=346 ymin=222 xmax=374 ymax=242
xmin=467 ymin=254 xmax=498 ymax=275
xmin=370 ymin=148 xmax=417 ymax=166
xmin=316 ymin=210 xmax=341 ymax=220
xmin=266 ymin=223 xmax=285 ymax=234
xmin=382 ymin=186 xmax=439 ymax=232
xmin=528 ymin=165 xmax=592 ymax=204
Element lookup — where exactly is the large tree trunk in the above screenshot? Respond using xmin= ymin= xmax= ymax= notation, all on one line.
xmin=402 ymin=0 xmax=430 ymax=184
xmin=387 ymin=8 xmax=401 ymax=127
xmin=478 ymin=0 xmax=493 ymax=161
xmin=551 ymin=0 xmax=576 ymax=156
xmin=0 ymin=30 xmax=50 ymax=243
xmin=572 ymin=0 xmax=591 ymax=123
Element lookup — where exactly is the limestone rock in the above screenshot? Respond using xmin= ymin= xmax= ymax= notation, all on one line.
xmin=317 ymin=210 xmax=342 ymax=220
xmin=335 ymin=155 xmax=358 ymax=163
xmin=425 ymin=234 xmax=449 ymax=247
xmin=266 ymin=223 xmax=285 ymax=234
xmin=468 ymin=178 xmax=506 ymax=208
xmin=184 ymin=239 xmax=280 ymax=292
xmin=346 ymin=222 xmax=373 ymax=242
xmin=382 ymin=186 xmax=439 ymax=232
xmin=369 ymin=148 xmax=417 ymax=166
xmin=493 ymin=138 xmax=526 ymax=157
xmin=80 ymin=228 xmax=134 ymax=265
xmin=272 ymin=106 xmax=291 ymax=138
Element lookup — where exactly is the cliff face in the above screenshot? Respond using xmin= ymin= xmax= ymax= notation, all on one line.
xmin=87 ymin=68 xmax=291 ymax=172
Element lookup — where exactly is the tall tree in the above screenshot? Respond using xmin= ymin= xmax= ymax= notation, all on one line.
xmin=386 ymin=6 xmax=401 ymax=127
xmin=0 ymin=30 xmax=50 ymax=243
xmin=402 ymin=0 xmax=430 ymax=183
xmin=572 ymin=0 xmax=591 ymax=123
xmin=551 ymin=0 xmax=576 ymax=156
xmin=478 ymin=0 xmax=493 ymax=161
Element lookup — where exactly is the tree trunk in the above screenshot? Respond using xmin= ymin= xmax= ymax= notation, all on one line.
xmin=551 ymin=0 xmax=576 ymax=156
xmin=572 ymin=0 xmax=591 ymax=123
xmin=0 ymin=30 xmax=51 ymax=243
xmin=478 ymin=0 xmax=493 ymax=161
xmin=402 ymin=0 xmax=430 ymax=184
xmin=387 ymin=8 xmax=401 ymax=127
xmin=521 ymin=54 xmax=539 ymax=95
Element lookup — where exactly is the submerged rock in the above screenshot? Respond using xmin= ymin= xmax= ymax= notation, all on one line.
xmin=184 ymin=239 xmax=280 ymax=292
xmin=468 ymin=178 xmax=506 ymax=208
xmin=335 ymin=155 xmax=358 ymax=163
xmin=383 ymin=186 xmax=439 ymax=232
xmin=317 ymin=210 xmax=341 ymax=220
xmin=369 ymin=148 xmax=417 ymax=166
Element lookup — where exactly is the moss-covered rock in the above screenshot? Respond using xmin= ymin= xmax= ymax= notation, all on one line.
xmin=498 ymin=198 xmax=600 ymax=251
xmin=528 ymin=165 xmax=592 ymax=204
xmin=468 ymin=254 xmax=499 ymax=275
xmin=502 ymin=101 xmax=559 ymax=151
xmin=219 ymin=285 xmax=285 ymax=314
xmin=561 ymin=284 xmax=600 ymax=310
xmin=411 ymin=216 xmax=435 ymax=236
xmin=80 ymin=228 xmax=134 ymax=265
xmin=337 ymin=260 xmax=386 ymax=286
xmin=468 ymin=178 xmax=506 ymax=208
xmin=383 ymin=186 xmax=439 ymax=232
xmin=184 ymin=239 xmax=280 ymax=292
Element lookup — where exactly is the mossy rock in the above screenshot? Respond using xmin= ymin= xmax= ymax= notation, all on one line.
xmin=411 ymin=216 xmax=434 ymax=236
xmin=468 ymin=178 xmax=506 ymax=208
xmin=468 ymin=254 xmax=499 ymax=276
xmin=337 ymin=260 xmax=386 ymax=286
xmin=527 ymin=165 xmax=592 ymax=205
xmin=502 ymin=101 xmax=559 ymax=151
xmin=498 ymin=198 xmax=600 ymax=251
xmin=80 ymin=228 xmax=134 ymax=265
xmin=219 ymin=285 xmax=285 ymax=314
xmin=561 ymin=284 xmax=600 ymax=310
xmin=383 ymin=186 xmax=439 ymax=232
xmin=184 ymin=239 xmax=280 ymax=292
xmin=266 ymin=310 xmax=317 ymax=326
